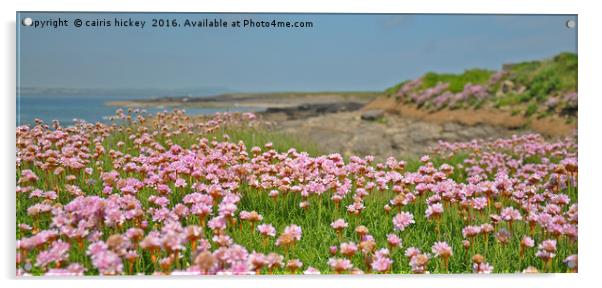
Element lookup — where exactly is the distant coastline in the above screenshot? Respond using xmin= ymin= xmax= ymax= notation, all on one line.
xmin=105 ymin=91 xmax=382 ymax=109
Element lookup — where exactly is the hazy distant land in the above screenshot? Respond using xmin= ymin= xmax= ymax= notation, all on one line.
xmin=106 ymin=91 xmax=382 ymax=109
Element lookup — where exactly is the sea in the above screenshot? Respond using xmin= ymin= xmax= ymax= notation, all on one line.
xmin=16 ymin=95 xmax=260 ymax=126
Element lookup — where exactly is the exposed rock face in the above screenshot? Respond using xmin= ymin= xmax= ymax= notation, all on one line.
xmin=270 ymin=111 xmax=527 ymax=160
xmin=264 ymin=102 xmax=364 ymax=120
xmin=360 ymin=109 xmax=384 ymax=121
xmin=501 ymin=80 xmax=515 ymax=94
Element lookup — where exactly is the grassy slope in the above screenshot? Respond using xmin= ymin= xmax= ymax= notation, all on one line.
xmin=386 ymin=52 xmax=577 ymax=119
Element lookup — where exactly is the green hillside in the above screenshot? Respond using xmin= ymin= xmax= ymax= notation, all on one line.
xmin=386 ymin=52 xmax=577 ymax=119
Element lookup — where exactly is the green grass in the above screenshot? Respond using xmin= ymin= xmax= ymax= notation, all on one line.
xmin=210 ymin=126 xmax=322 ymax=156
xmin=511 ymin=52 xmax=577 ymax=93
xmin=524 ymin=102 xmax=539 ymax=117
xmin=420 ymin=69 xmax=494 ymax=93
xmin=385 ymin=81 xmax=407 ymax=97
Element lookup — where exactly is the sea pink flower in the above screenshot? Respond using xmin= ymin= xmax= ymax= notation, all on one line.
xmin=174 ymin=178 xmax=187 ymax=188
xmin=495 ymin=228 xmax=511 ymax=245
xmin=521 ymin=236 xmax=535 ymax=248
xmin=212 ymin=234 xmax=233 ymax=247
xmin=328 ymin=258 xmax=353 ymax=273
xmin=425 ymin=203 xmax=444 ymax=219
xmin=268 ymin=190 xmax=279 ymax=198
xmin=564 ymin=254 xmax=578 ymax=271
xmin=330 ymin=218 xmax=348 ymax=231
xmin=303 ymin=266 xmax=321 ymax=274
xmin=500 ymin=207 xmax=522 ymax=221
xmin=473 ymin=262 xmax=493 ymax=273
xmin=431 ymin=241 xmax=452 ymax=258
xmin=371 ymin=255 xmax=393 ymax=273
xmin=405 ymin=247 xmax=421 ymax=259
xmin=329 ymin=245 xmax=338 ymax=255
xmin=248 ymin=252 xmax=267 ymax=272
xmin=339 ymin=242 xmax=358 ymax=257
xmin=257 ymin=224 xmax=276 ymax=237
xmin=392 ymin=211 xmax=415 ymax=232
xmin=536 ymin=239 xmax=557 ymax=262
xmin=87 ymin=241 xmax=123 ymax=275
xmin=208 ymin=216 xmax=227 ymax=231
xmin=462 ymin=225 xmax=481 ymax=238
xmin=35 ymin=240 xmax=70 ymax=268
xmin=266 ymin=252 xmax=284 ymax=271
xmin=472 ymin=197 xmax=487 ymax=210
xmin=409 ymin=253 xmax=430 ymax=274
xmin=284 ymin=224 xmax=302 ymax=241
xmin=286 ymin=259 xmax=303 ymax=273
xmin=386 ymin=233 xmax=402 ymax=248
xmin=275 ymin=225 xmax=302 ymax=249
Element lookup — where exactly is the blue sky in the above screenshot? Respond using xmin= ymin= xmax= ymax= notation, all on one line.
xmin=17 ymin=13 xmax=577 ymax=95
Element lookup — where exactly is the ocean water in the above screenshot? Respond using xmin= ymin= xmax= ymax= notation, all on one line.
xmin=16 ymin=95 xmax=260 ymax=126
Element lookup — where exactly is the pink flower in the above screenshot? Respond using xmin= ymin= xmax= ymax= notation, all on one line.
xmin=521 ymin=236 xmax=535 ymax=248
xmin=371 ymin=255 xmax=393 ymax=272
xmin=328 ymin=258 xmax=353 ymax=273
xmin=431 ymin=241 xmax=452 ymax=258
xmin=257 ymin=224 xmax=276 ymax=237
xmin=386 ymin=233 xmax=402 ymax=248
xmin=208 ymin=216 xmax=227 ymax=231
xmin=87 ymin=241 xmax=123 ymax=275
xmin=473 ymin=262 xmax=493 ymax=273
xmin=540 ymin=239 xmax=557 ymax=253
xmin=564 ymin=254 xmax=578 ymax=271
xmin=330 ymin=218 xmax=348 ymax=231
xmin=329 ymin=245 xmax=338 ymax=255
xmin=286 ymin=259 xmax=303 ymax=272
xmin=405 ymin=247 xmax=421 ymax=259
xmin=409 ymin=253 xmax=430 ymax=274
xmin=339 ymin=242 xmax=358 ymax=257
xmin=472 ymin=197 xmax=487 ymax=210
xmin=266 ymin=252 xmax=283 ymax=270
xmin=284 ymin=224 xmax=302 ymax=241
xmin=248 ymin=252 xmax=267 ymax=271
xmin=156 ymin=184 xmax=172 ymax=195
xmin=224 ymin=244 xmax=248 ymax=264
xmin=303 ymin=266 xmax=321 ymax=274
xmin=268 ymin=190 xmax=279 ymax=198
xmin=174 ymin=178 xmax=187 ymax=188
xmin=536 ymin=239 xmax=557 ymax=262
xmin=392 ymin=212 xmax=415 ymax=232
xmin=500 ymin=207 xmax=522 ymax=221
xmin=425 ymin=203 xmax=444 ymax=219
xmin=35 ymin=240 xmax=70 ymax=268
xmin=462 ymin=225 xmax=481 ymax=238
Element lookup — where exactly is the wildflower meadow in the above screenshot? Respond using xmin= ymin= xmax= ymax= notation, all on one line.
xmin=16 ymin=109 xmax=578 ymax=275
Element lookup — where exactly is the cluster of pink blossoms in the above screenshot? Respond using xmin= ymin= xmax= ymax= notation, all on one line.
xmin=16 ymin=110 xmax=577 ymax=275
xmin=395 ymin=73 xmax=498 ymax=109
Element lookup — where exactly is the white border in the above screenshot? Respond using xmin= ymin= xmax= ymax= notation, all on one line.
xmin=2 ymin=1 xmax=600 ymax=288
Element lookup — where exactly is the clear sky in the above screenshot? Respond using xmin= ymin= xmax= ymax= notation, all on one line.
xmin=17 ymin=13 xmax=577 ymax=95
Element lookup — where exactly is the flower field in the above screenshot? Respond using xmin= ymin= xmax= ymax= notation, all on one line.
xmin=16 ymin=109 xmax=578 ymax=275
